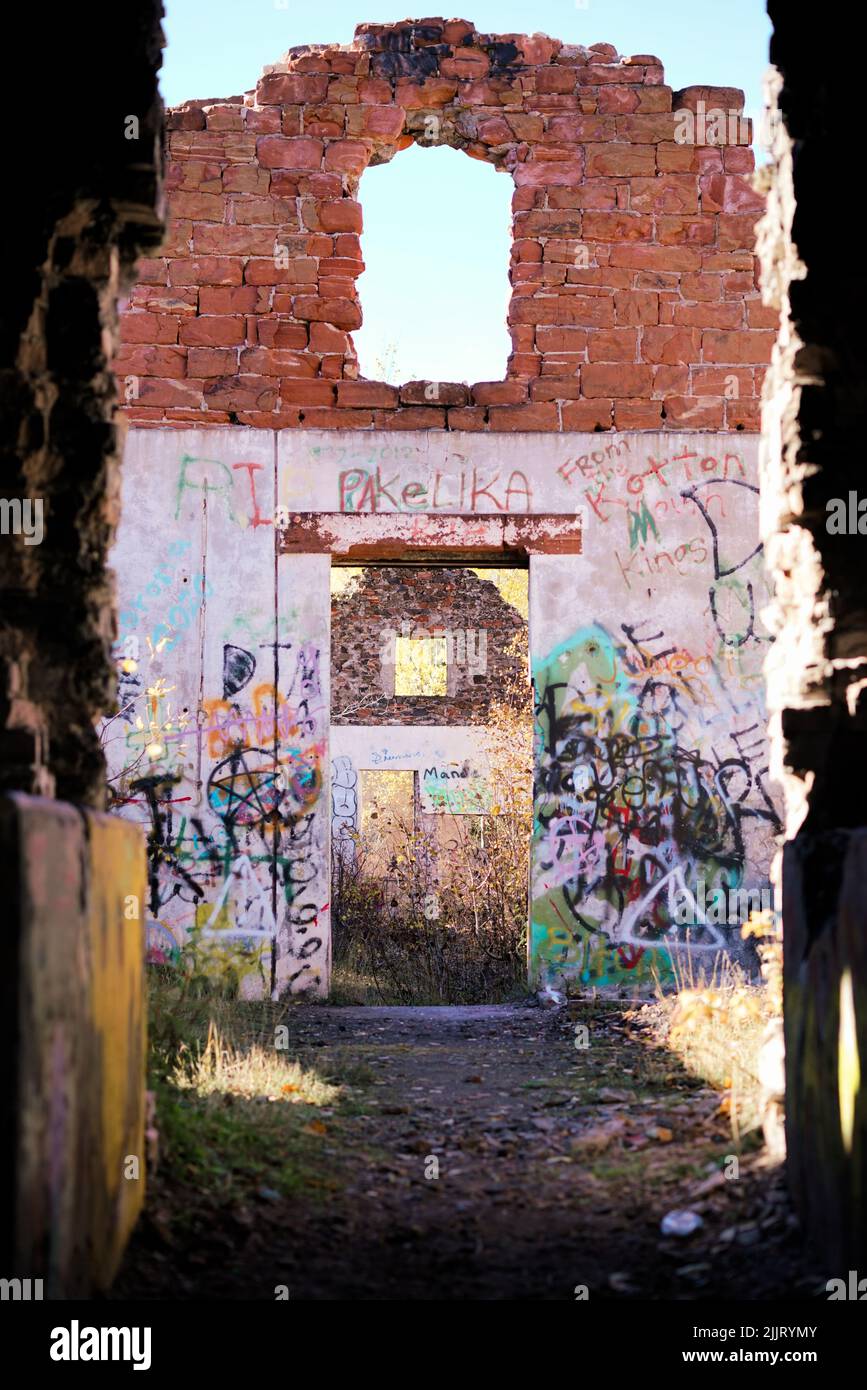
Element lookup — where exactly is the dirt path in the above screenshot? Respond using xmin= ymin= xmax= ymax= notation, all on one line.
xmin=113 ymin=1001 xmax=826 ymax=1301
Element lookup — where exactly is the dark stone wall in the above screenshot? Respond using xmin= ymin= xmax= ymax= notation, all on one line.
xmin=759 ymin=0 xmax=867 ymax=1268
xmin=331 ymin=566 xmax=526 ymax=723
xmin=0 ymin=1 xmax=166 ymax=807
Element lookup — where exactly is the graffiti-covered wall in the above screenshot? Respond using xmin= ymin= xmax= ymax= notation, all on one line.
xmin=107 ymin=427 xmax=778 ymax=996
xmin=106 ymin=429 xmax=330 ymax=998
xmin=530 ymin=432 xmax=780 ymax=989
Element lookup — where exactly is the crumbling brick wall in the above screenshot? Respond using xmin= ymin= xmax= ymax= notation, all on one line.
xmin=759 ymin=1 xmax=867 ymax=1268
xmin=0 ymin=0 xmax=164 ymax=1297
xmin=117 ymin=17 xmax=771 ymax=434
xmin=1 ymin=1 xmax=164 ymax=806
xmin=331 ymin=566 xmax=526 ymax=722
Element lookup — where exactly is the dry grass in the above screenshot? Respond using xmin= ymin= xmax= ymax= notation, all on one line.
xmin=171 ymin=1019 xmax=340 ymax=1106
xmin=652 ymin=917 xmax=782 ymax=1143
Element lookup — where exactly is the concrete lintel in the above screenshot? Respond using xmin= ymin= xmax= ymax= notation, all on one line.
xmin=278 ymin=511 xmax=583 ymax=558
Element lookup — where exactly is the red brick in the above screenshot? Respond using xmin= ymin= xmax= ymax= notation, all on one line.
xmin=324 ymin=141 xmax=371 ymax=174
xmin=610 ymin=245 xmax=701 ymax=272
xmin=536 ymin=326 xmax=588 ymax=353
xmin=119 ymin=314 xmax=179 ymax=344
xmin=529 ymin=377 xmax=582 ymax=401
xmin=334 ymin=234 xmax=363 ymax=260
xmin=664 ymin=395 xmax=725 ymax=428
xmin=586 ymin=329 xmax=639 ymax=361
xmin=399 ymin=381 xmax=470 ymax=406
xmin=187 ymin=347 xmax=239 ymax=376
xmin=615 ymin=114 xmax=680 ymax=143
xmin=244 ymin=256 xmax=317 ymax=285
xmin=652 ymin=365 xmax=689 ymax=396
xmin=582 ymin=364 xmax=653 ymax=397
xmin=674 ymin=302 xmax=744 ymax=329
xmin=256 ymin=74 xmax=329 ymax=105
xmin=614 ymin=400 xmax=663 ymax=429
xmin=614 ymin=290 xmax=659 ymax=326
xmin=681 ymin=272 xmax=721 ymax=302
xmin=278 ymin=379 xmax=337 ymax=405
xmin=629 ymin=175 xmax=698 ymax=214
xmin=169 ymin=191 xmax=226 ymax=222
xmin=643 ymin=326 xmax=701 ymax=363
xmin=725 ymin=398 xmax=761 ymax=429
xmin=178 ymin=316 xmax=246 ymax=346
xmin=471 ymin=381 xmax=528 ymax=406
xmin=657 ymin=142 xmax=697 ymax=172
xmin=561 ymin=400 xmax=613 ymax=430
xmin=582 ymin=211 xmax=653 ymax=241
xmin=514 ymin=158 xmax=585 ymax=188
xmin=257 ymin=136 xmax=323 ymax=169
xmin=204 ymin=375 xmax=280 ymax=411
xmin=447 ymin=406 xmax=487 ymax=430
xmin=337 ymin=381 xmax=399 ymax=407
xmin=747 ymin=299 xmax=780 ymax=329
xmin=244 ymin=108 xmax=282 ymax=134
xmin=240 ymin=348 xmax=319 ymax=377
xmin=488 ymin=403 xmax=559 ymax=431
xmin=585 ymin=144 xmax=656 ymax=176
xmin=701 ymin=330 xmax=775 ymax=364
xmin=114 ymin=346 xmax=186 ymax=377
xmin=198 ymin=287 xmax=261 ymax=314
xmin=296 ymin=407 xmax=374 ymax=428
xmin=293 ymin=297 xmax=362 ymax=329
xmin=136 ymin=379 xmax=205 ymax=408
xmin=373 ymin=407 xmax=447 ymax=429
xmin=309 ymin=322 xmax=351 ymax=354
xmin=168 ymin=257 xmax=244 ymax=286
xmin=692 ymin=366 xmax=753 ymax=396
xmin=700 ymin=174 xmax=765 ymax=214
xmin=134 ymin=259 xmax=169 ymax=285
xmin=657 ymin=217 xmax=714 ymax=246
xmin=192 ymin=224 xmax=273 ymax=255
xmin=718 ymin=213 xmax=762 ymax=251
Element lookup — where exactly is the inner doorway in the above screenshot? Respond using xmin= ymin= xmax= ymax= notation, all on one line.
xmin=329 ymin=560 xmax=531 ymax=1004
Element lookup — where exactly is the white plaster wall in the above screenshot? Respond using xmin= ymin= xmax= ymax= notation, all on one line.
xmin=107 ymin=427 xmax=778 ymax=997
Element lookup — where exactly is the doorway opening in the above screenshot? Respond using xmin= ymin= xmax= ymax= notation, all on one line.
xmin=329 ymin=560 xmax=531 ymax=1004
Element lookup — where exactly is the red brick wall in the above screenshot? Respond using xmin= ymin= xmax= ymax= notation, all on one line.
xmin=117 ymin=18 xmax=772 ymax=433
xmin=331 ymin=566 xmax=526 ymax=725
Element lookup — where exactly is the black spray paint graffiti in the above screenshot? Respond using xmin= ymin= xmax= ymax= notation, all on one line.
xmin=681 ymin=479 xmax=766 ymax=651
xmin=531 ymin=621 xmax=782 ymax=982
xmin=331 ymin=755 xmax=358 ymax=861
xmin=223 ymin=642 xmax=256 ymax=698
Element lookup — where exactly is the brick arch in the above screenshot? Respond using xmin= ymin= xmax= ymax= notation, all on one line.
xmin=119 ymin=17 xmax=772 ymax=432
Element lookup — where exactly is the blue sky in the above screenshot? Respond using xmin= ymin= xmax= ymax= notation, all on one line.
xmin=160 ymin=1 xmax=773 ymax=384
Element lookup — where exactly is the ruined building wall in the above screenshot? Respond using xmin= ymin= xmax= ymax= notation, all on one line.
xmin=107 ymin=20 xmax=781 ymax=1000
xmin=759 ymin=1 xmax=867 ymax=1267
xmin=2 ymin=3 xmax=164 ymax=806
xmin=331 ymin=566 xmax=526 ymax=724
xmin=115 ymin=19 xmax=771 ymax=433
xmin=0 ymin=0 xmax=164 ymax=1296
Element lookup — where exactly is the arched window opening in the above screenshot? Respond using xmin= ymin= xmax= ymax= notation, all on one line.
xmin=353 ymin=143 xmax=512 ymax=387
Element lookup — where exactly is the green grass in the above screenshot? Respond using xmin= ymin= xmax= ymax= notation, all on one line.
xmin=145 ymin=969 xmax=370 ymax=1225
